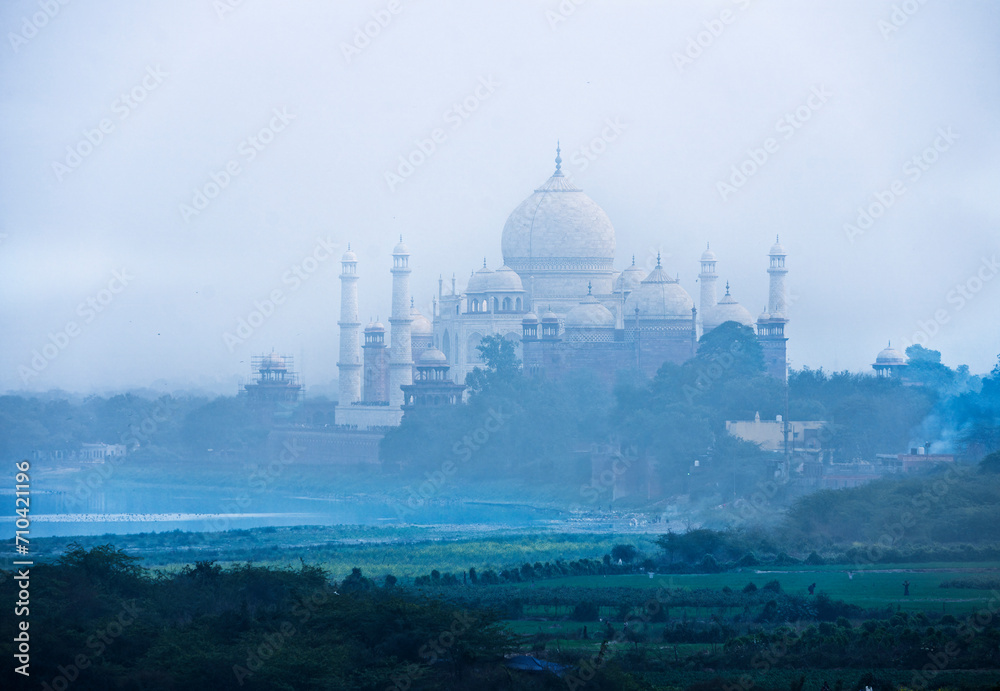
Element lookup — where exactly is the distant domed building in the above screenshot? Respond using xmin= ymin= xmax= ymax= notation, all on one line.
xmin=242 ymin=351 xmax=302 ymax=423
xmin=401 ymin=348 xmax=465 ymax=412
xmin=334 ymin=146 xmax=790 ymax=428
xmin=872 ymin=342 xmax=908 ymax=378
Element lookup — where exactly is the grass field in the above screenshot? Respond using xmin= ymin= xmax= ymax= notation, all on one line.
xmin=31 ymin=527 xmax=1000 ymax=615
xmin=508 ymin=563 xmax=1000 ymax=616
xmin=26 ymin=526 xmax=656 ymax=579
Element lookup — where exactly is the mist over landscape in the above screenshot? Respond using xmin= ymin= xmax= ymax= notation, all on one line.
xmin=2 ymin=2 xmax=1000 ymax=690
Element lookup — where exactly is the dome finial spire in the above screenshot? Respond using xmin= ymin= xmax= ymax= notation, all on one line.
xmin=554 ymin=141 xmax=563 ymax=176
xmin=587 ymin=281 xmax=592 ymax=296
xmin=631 ymin=254 xmax=635 ymax=266
xmin=725 ymin=280 xmax=731 ymax=296
xmin=656 ymin=251 xmax=661 ymax=268
xmin=483 ymin=257 xmax=487 ymax=268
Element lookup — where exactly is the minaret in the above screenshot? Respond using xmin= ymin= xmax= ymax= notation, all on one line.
xmin=760 ymin=236 xmax=789 ymax=381
xmin=362 ymin=320 xmax=389 ymax=403
xmin=699 ymin=243 xmax=718 ymax=327
xmin=388 ymin=236 xmax=413 ymax=408
xmin=337 ymin=245 xmax=362 ymax=405
xmin=767 ymin=235 xmax=788 ymax=317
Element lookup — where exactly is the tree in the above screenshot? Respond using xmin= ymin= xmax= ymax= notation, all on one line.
xmin=904 ymin=344 xmax=955 ymax=391
xmin=340 ymin=567 xmax=373 ymax=592
xmin=611 ymin=544 xmax=638 ymax=564
xmin=657 ymin=531 xmax=679 ymax=564
xmin=979 ymin=450 xmax=1000 ymax=474
xmin=465 ymin=334 xmax=522 ymax=395
xmin=694 ymin=321 xmax=765 ymax=380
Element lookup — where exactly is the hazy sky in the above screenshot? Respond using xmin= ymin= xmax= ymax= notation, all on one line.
xmin=2 ymin=0 xmax=998 ymax=395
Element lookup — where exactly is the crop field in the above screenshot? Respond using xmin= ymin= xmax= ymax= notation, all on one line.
xmin=508 ymin=563 xmax=1000 ymax=615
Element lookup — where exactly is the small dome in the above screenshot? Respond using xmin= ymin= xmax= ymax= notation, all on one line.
xmin=704 ymin=283 xmax=754 ymax=330
xmin=466 ymin=262 xmax=493 ymax=293
xmin=541 ymin=309 xmax=559 ymax=322
xmin=615 ymin=259 xmax=646 ymax=294
xmin=757 ymin=307 xmax=771 ymax=322
xmin=522 ymin=312 xmax=539 ymax=324
xmin=770 ymin=235 xmax=786 ymax=255
xmin=341 ymin=247 xmax=357 ymax=262
xmin=365 ymin=321 xmax=385 ymax=332
xmin=410 ymin=307 xmax=432 ymax=335
xmin=418 ymin=348 xmax=448 ymax=365
xmin=487 ymin=265 xmax=524 ymax=292
xmin=701 ymin=244 xmax=717 ymax=262
xmin=261 ymin=351 xmax=286 ymax=369
xmin=566 ymin=295 xmax=615 ymax=329
xmin=875 ymin=343 xmax=907 ymax=365
xmin=625 ymin=263 xmax=694 ymax=319
xmin=707 ymin=289 xmax=754 ymax=330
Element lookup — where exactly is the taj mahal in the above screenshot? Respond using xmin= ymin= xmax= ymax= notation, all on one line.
xmin=333 ymin=146 xmax=788 ymax=430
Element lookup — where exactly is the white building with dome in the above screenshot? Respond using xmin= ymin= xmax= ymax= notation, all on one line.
xmin=335 ymin=146 xmax=790 ymax=428
xmin=433 ymin=146 xmax=788 ymax=384
xmin=872 ymin=342 xmax=908 ymax=378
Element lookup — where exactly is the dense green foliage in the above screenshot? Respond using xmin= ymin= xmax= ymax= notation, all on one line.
xmin=3 ymin=344 xmax=997 ymax=517
xmin=7 ymin=543 xmax=1000 ymax=691
xmin=0 ymin=392 xmax=266 ymax=464
xmin=382 ymin=332 xmax=1000 ymax=504
xmin=0 ymin=545 xmax=527 ymax=691
xmin=781 ymin=463 xmax=1000 ymax=548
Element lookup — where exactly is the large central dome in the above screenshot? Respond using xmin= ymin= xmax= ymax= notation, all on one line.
xmin=500 ymin=147 xmax=616 ymax=308
xmin=501 ymin=149 xmax=616 ymax=274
